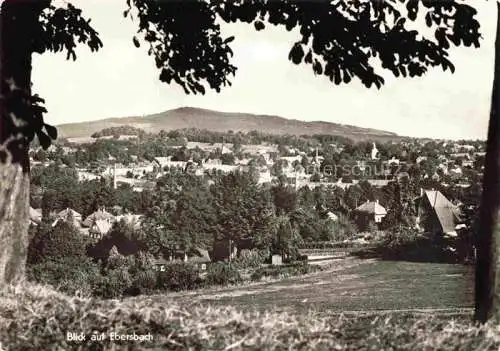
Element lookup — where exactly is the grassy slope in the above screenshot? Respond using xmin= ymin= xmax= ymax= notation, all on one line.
xmin=0 ymin=282 xmax=497 ymax=350
xmin=152 ymin=258 xmax=474 ymax=316
xmin=0 ymin=259 xmax=482 ymax=350
xmin=57 ymin=107 xmax=402 ymax=142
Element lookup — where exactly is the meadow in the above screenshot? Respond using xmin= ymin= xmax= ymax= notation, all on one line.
xmin=0 ymin=257 xmax=483 ymax=350
xmin=148 ymin=257 xmax=474 ymax=316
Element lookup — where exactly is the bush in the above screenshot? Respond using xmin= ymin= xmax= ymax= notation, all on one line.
xmin=205 ymin=263 xmax=243 ymax=286
xmin=26 ymin=257 xmax=101 ymax=297
xmin=106 ymin=246 xmax=135 ymax=270
xmin=250 ymin=262 xmax=322 ymax=282
xmin=356 ymin=226 xmax=470 ymax=263
xmin=93 ymin=268 xmax=133 ymax=299
xmin=157 ymin=263 xmax=202 ymax=292
xmin=232 ymin=249 xmax=269 ymax=269
xmin=283 ymin=253 xmax=307 ymax=264
xmin=128 ymin=270 xmax=157 ymax=296
xmin=383 ymin=227 xmax=422 ymax=251
xmin=28 ymin=221 xmax=89 ymax=264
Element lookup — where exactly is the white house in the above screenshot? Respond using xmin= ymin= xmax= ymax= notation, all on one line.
xmin=353 ymin=200 xmax=387 ymax=231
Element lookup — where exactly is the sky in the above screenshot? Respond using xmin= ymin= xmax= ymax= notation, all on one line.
xmin=32 ymin=0 xmax=497 ymax=140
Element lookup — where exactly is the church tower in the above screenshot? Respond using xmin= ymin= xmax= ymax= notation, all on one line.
xmin=371 ymin=142 xmax=379 ymax=160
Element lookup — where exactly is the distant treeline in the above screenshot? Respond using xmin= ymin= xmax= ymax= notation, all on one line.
xmin=91 ymin=125 xmax=146 ymax=138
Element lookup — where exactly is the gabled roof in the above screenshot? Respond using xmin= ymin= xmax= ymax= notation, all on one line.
xmin=83 ymin=209 xmax=115 ymax=227
xmin=89 ymin=219 xmax=113 ymax=235
xmin=326 ymin=211 xmax=339 ymax=221
xmin=57 ymin=208 xmax=82 ymax=220
xmin=188 ymin=248 xmax=211 ymax=263
xmin=153 ymin=157 xmax=187 ymax=169
xmin=29 ymin=207 xmax=42 ymax=225
xmin=355 ymin=201 xmax=387 ymax=215
xmin=221 ymin=146 xmax=232 ymax=154
xmin=422 ymin=190 xmax=462 ymax=233
xmin=115 ymin=214 xmax=143 ymax=229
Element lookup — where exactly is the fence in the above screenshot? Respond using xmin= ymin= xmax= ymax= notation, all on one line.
xmin=297 ymin=241 xmax=371 ymax=250
xmin=297 ymin=241 xmax=377 ymax=256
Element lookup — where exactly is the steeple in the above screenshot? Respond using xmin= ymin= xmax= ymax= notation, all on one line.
xmin=371 ymin=142 xmax=379 ymax=160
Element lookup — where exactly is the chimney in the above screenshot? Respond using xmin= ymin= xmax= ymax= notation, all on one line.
xmin=420 ymin=188 xmax=424 ymax=197
xmin=376 ymin=199 xmax=379 ymax=204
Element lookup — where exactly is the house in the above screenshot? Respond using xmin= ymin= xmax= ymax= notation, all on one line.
xmin=280 ymin=156 xmax=302 ymax=165
xmin=450 ymin=166 xmax=463 ymax=176
xmin=462 ymin=160 xmax=474 ymax=168
xmin=258 ymin=170 xmax=272 ymax=184
xmin=438 ymin=163 xmax=449 ymax=175
xmin=29 ymin=207 xmax=42 ymax=226
xmin=365 ymin=179 xmax=392 ymax=188
xmin=387 ymin=156 xmax=400 ymax=166
xmin=326 ymin=211 xmax=339 ymax=222
xmin=153 ymin=247 xmax=212 ymax=271
xmin=187 ymin=248 xmax=212 ymax=270
xmin=153 ymin=156 xmax=187 ymax=173
xmin=450 ymin=153 xmax=471 ymax=160
xmin=356 ymin=160 xmax=366 ymax=172
xmin=416 ymin=156 xmax=427 ymax=164
xmin=220 ymin=145 xmax=232 ymax=154
xmin=115 ymin=213 xmax=143 ymax=230
xmin=353 ymin=200 xmax=387 ymax=231
xmin=152 ymin=258 xmax=171 ymax=272
xmin=83 ymin=207 xmax=116 ymax=227
xmin=332 ymin=179 xmax=355 ymax=190
xmin=88 ymin=219 xmax=114 ymax=239
xmin=202 ymin=163 xmax=240 ymax=174
xmin=240 ymin=144 xmax=278 ymax=156
xmin=212 ymin=238 xmax=239 ymax=262
xmin=53 ymin=208 xmax=82 ymax=227
xmin=77 ymin=170 xmax=101 ymax=182
xmin=458 ymin=144 xmax=476 ymax=152
xmin=82 ymin=208 xmax=116 ymax=239
xmin=416 ymin=189 xmax=463 ymax=237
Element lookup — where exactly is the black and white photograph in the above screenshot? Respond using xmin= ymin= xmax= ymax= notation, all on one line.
xmin=0 ymin=0 xmax=499 ymax=349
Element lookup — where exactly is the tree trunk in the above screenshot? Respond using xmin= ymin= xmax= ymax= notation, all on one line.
xmin=0 ymin=1 xmax=40 ymax=289
xmin=474 ymin=2 xmax=500 ymax=323
xmin=0 ymin=166 xmax=29 ymax=287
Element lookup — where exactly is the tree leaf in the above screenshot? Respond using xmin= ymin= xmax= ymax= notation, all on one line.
xmin=133 ymin=36 xmax=140 ymax=48
xmin=37 ymin=131 xmax=52 ymax=150
xmin=254 ymin=21 xmax=265 ymax=31
xmin=288 ymin=43 xmax=304 ymax=65
xmin=45 ymin=123 xmax=58 ymax=140
xmin=425 ymin=12 xmax=432 ymax=27
xmin=313 ymin=61 xmax=323 ymax=75
xmin=304 ymin=50 xmax=313 ymax=64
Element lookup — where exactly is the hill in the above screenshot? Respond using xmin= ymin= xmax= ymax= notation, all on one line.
xmin=57 ymin=107 xmax=402 ymax=142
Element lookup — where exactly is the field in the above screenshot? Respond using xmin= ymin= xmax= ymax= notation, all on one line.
xmin=147 ymin=257 xmax=475 ymax=316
